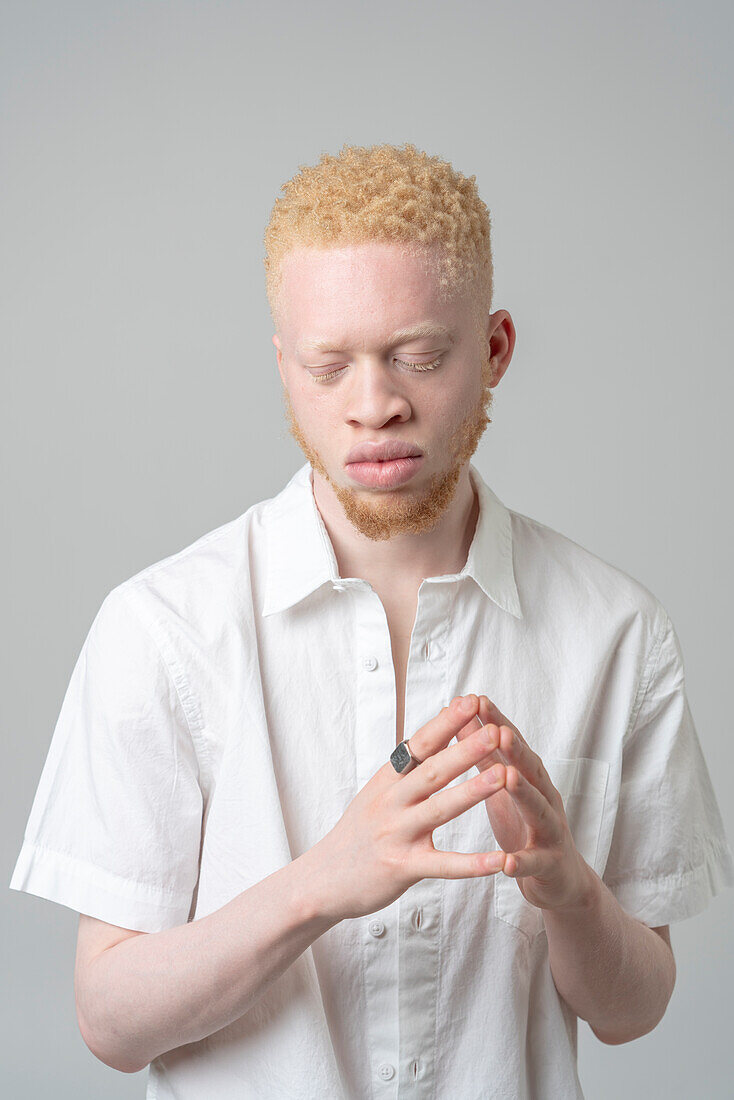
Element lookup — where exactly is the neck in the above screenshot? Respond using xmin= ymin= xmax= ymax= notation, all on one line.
xmin=311 ymin=463 xmax=479 ymax=592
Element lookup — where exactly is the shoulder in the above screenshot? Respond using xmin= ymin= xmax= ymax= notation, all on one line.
xmin=508 ymin=506 xmax=667 ymax=644
xmin=105 ymin=487 xmax=279 ymax=641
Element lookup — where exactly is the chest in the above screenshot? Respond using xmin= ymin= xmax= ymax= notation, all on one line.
xmin=217 ymin=581 xmax=612 ymax=852
xmin=383 ymin=598 xmax=418 ymax=747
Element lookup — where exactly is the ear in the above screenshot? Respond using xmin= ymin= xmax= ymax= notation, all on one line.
xmin=486 ymin=310 xmax=516 ymax=387
xmin=272 ymin=334 xmax=286 ymax=387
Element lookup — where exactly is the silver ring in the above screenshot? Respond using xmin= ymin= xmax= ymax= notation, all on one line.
xmin=390 ymin=737 xmax=422 ymax=775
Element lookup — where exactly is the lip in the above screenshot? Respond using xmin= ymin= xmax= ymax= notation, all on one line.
xmin=345 ymin=439 xmax=423 ymax=464
xmin=345 ymin=454 xmax=424 ymax=489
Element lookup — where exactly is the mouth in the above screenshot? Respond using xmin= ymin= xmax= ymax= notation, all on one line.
xmin=344 ymin=441 xmax=423 ymax=464
xmin=344 ymin=454 xmax=424 ymax=489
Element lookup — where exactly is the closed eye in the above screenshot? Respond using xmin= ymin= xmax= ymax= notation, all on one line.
xmin=310 ymin=356 xmax=443 ymax=384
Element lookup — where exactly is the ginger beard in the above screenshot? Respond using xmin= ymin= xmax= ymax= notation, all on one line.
xmin=280 ymin=346 xmax=495 ymax=542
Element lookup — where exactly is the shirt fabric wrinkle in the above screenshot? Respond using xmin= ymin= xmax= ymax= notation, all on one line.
xmin=9 ymin=459 xmax=734 ymax=1100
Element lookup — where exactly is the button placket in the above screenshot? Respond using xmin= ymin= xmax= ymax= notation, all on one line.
xmin=354 ymin=587 xmax=400 ymax=1093
xmin=394 ymin=581 xmax=451 ymax=1097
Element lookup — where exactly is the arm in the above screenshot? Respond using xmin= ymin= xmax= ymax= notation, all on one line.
xmin=542 ymin=864 xmax=676 ymax=1043
xmin=454 ymin=697 xmax=677 ymax=1045
xmin=76 ymin=849 xmax=338 ymax=1074
xmin=77 ymin=696 xmax=499 ymax=1074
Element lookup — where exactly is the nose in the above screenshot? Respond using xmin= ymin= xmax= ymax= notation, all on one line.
xmin=343 ymin=364 xmax=412 ymax=429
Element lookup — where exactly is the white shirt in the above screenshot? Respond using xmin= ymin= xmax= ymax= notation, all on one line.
xmin=10 ymin=460 xmax=734 ymax=1099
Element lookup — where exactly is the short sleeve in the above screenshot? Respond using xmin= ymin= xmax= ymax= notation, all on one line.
xmin=9 ymin=585 xmax=204 ymax=933
xmin=601 ymin=608 xmax=734 ymax=926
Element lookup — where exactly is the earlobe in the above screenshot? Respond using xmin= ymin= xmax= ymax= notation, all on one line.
xmin=490 ymin=355 xmax=510 ymax=388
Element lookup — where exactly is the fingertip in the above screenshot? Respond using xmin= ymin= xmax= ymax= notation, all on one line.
xmin=485 ymin=724 xmax=501 ymax=747
xmin=490 ymin=850 xmax=507 ymax=874
xmin=456 ymin=694 xmax=475 ymax=716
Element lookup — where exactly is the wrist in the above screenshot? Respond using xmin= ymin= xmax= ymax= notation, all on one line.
xmin=575 ymin=857 xmax=604 ymax=914
xmin=544 ymin=855 xmax=601 ymax=918
xmin=292 ymin=839 xmax=346 ymax=929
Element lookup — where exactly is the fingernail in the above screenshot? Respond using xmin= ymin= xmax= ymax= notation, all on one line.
xmin=459 ymin=695 xmax=474 ymax=713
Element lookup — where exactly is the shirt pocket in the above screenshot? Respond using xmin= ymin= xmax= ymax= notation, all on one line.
xmin=494 ymin=755 xmax=610 ymax=942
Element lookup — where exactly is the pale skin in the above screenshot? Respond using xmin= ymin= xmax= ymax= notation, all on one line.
xmin=74 ymin=241 xmax=674 ymax=1072
xmin=272 ymin=236 xmax=673 ymax=1034
xmin=272 ymin=239 xmax=509 ymax=746
xmin=273 ymin=239 xmax=675 ymax=1040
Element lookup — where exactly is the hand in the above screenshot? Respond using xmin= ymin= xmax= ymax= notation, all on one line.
xmin=454 ymin=695 xmax=592 ymax=914
xmin=307 ymin=695 xmax=509 ymax=922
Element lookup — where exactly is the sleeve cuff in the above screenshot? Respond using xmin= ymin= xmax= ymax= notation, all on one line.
xmin=8 ymin=839 xmax=194 ymax=933
xmin=603 ymin=838 xmax=734 ymax=926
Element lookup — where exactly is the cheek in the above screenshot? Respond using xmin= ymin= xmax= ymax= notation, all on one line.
xmin=422 ymin=378 xmax=476 ymax=419
xmin=290 ymin=386 xmax=341 ymax=434
xmin=462 ymin=371 xmax=487 ymax=410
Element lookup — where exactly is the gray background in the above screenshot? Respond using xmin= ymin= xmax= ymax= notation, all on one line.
xmin=2 ymin=0 xmax=732 ymax=1095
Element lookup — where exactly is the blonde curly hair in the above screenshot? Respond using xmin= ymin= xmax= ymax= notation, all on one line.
xmin=263 ymin=142 xmax=494 ymax=335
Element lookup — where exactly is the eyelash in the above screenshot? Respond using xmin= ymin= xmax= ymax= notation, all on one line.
xmin=310 ymin=356 xmax=444 ymax=384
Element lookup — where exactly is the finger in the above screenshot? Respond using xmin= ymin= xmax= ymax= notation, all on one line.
xmin=393 ymin=721 xmax=502 ymax=806
xmin=503 ymin=765 xmax=563 ymax=843
xmin=412 ymin=762 xmax=506 ymax=832
xmin=499 ymin=727 xmax=561 ymax=811
xmin=479 ymin=696 xmax=529 ymax=749
xmin=454 ymin=712 xmax=485 ymax=742
xmin=470 ymin=708 xmax=510 ymax=770
xmin=501 ymin=847 xmax=549 ymax=878
xmin=391 ymin=694 xmax=481 ymax=779
xmin=412 ymin=845 xmax=507 ymax=881
xmin=455 ymin=713 xmax=510 ymax=774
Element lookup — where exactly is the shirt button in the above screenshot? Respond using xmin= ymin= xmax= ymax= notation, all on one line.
xmin=362 ymin=655 xmax=378 ymax=671
xmin=377 ymin=1063 xmax=395 ymax=1081
xmin=368 ymin=919 xmax=385 ymax=937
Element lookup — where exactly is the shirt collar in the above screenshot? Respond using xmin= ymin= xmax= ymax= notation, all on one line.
xmin=261 ymin=460 xmax=523 ymax=619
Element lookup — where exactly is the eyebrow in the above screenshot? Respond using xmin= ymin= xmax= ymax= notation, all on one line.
xmin=296 ymin=322 xmax=455 ymax=356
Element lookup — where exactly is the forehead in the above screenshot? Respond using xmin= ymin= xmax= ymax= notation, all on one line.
xmin=281 ymin=239 xmax=442 ymax=288
xmin=278 ymin=240 xmax=457 ymax=346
